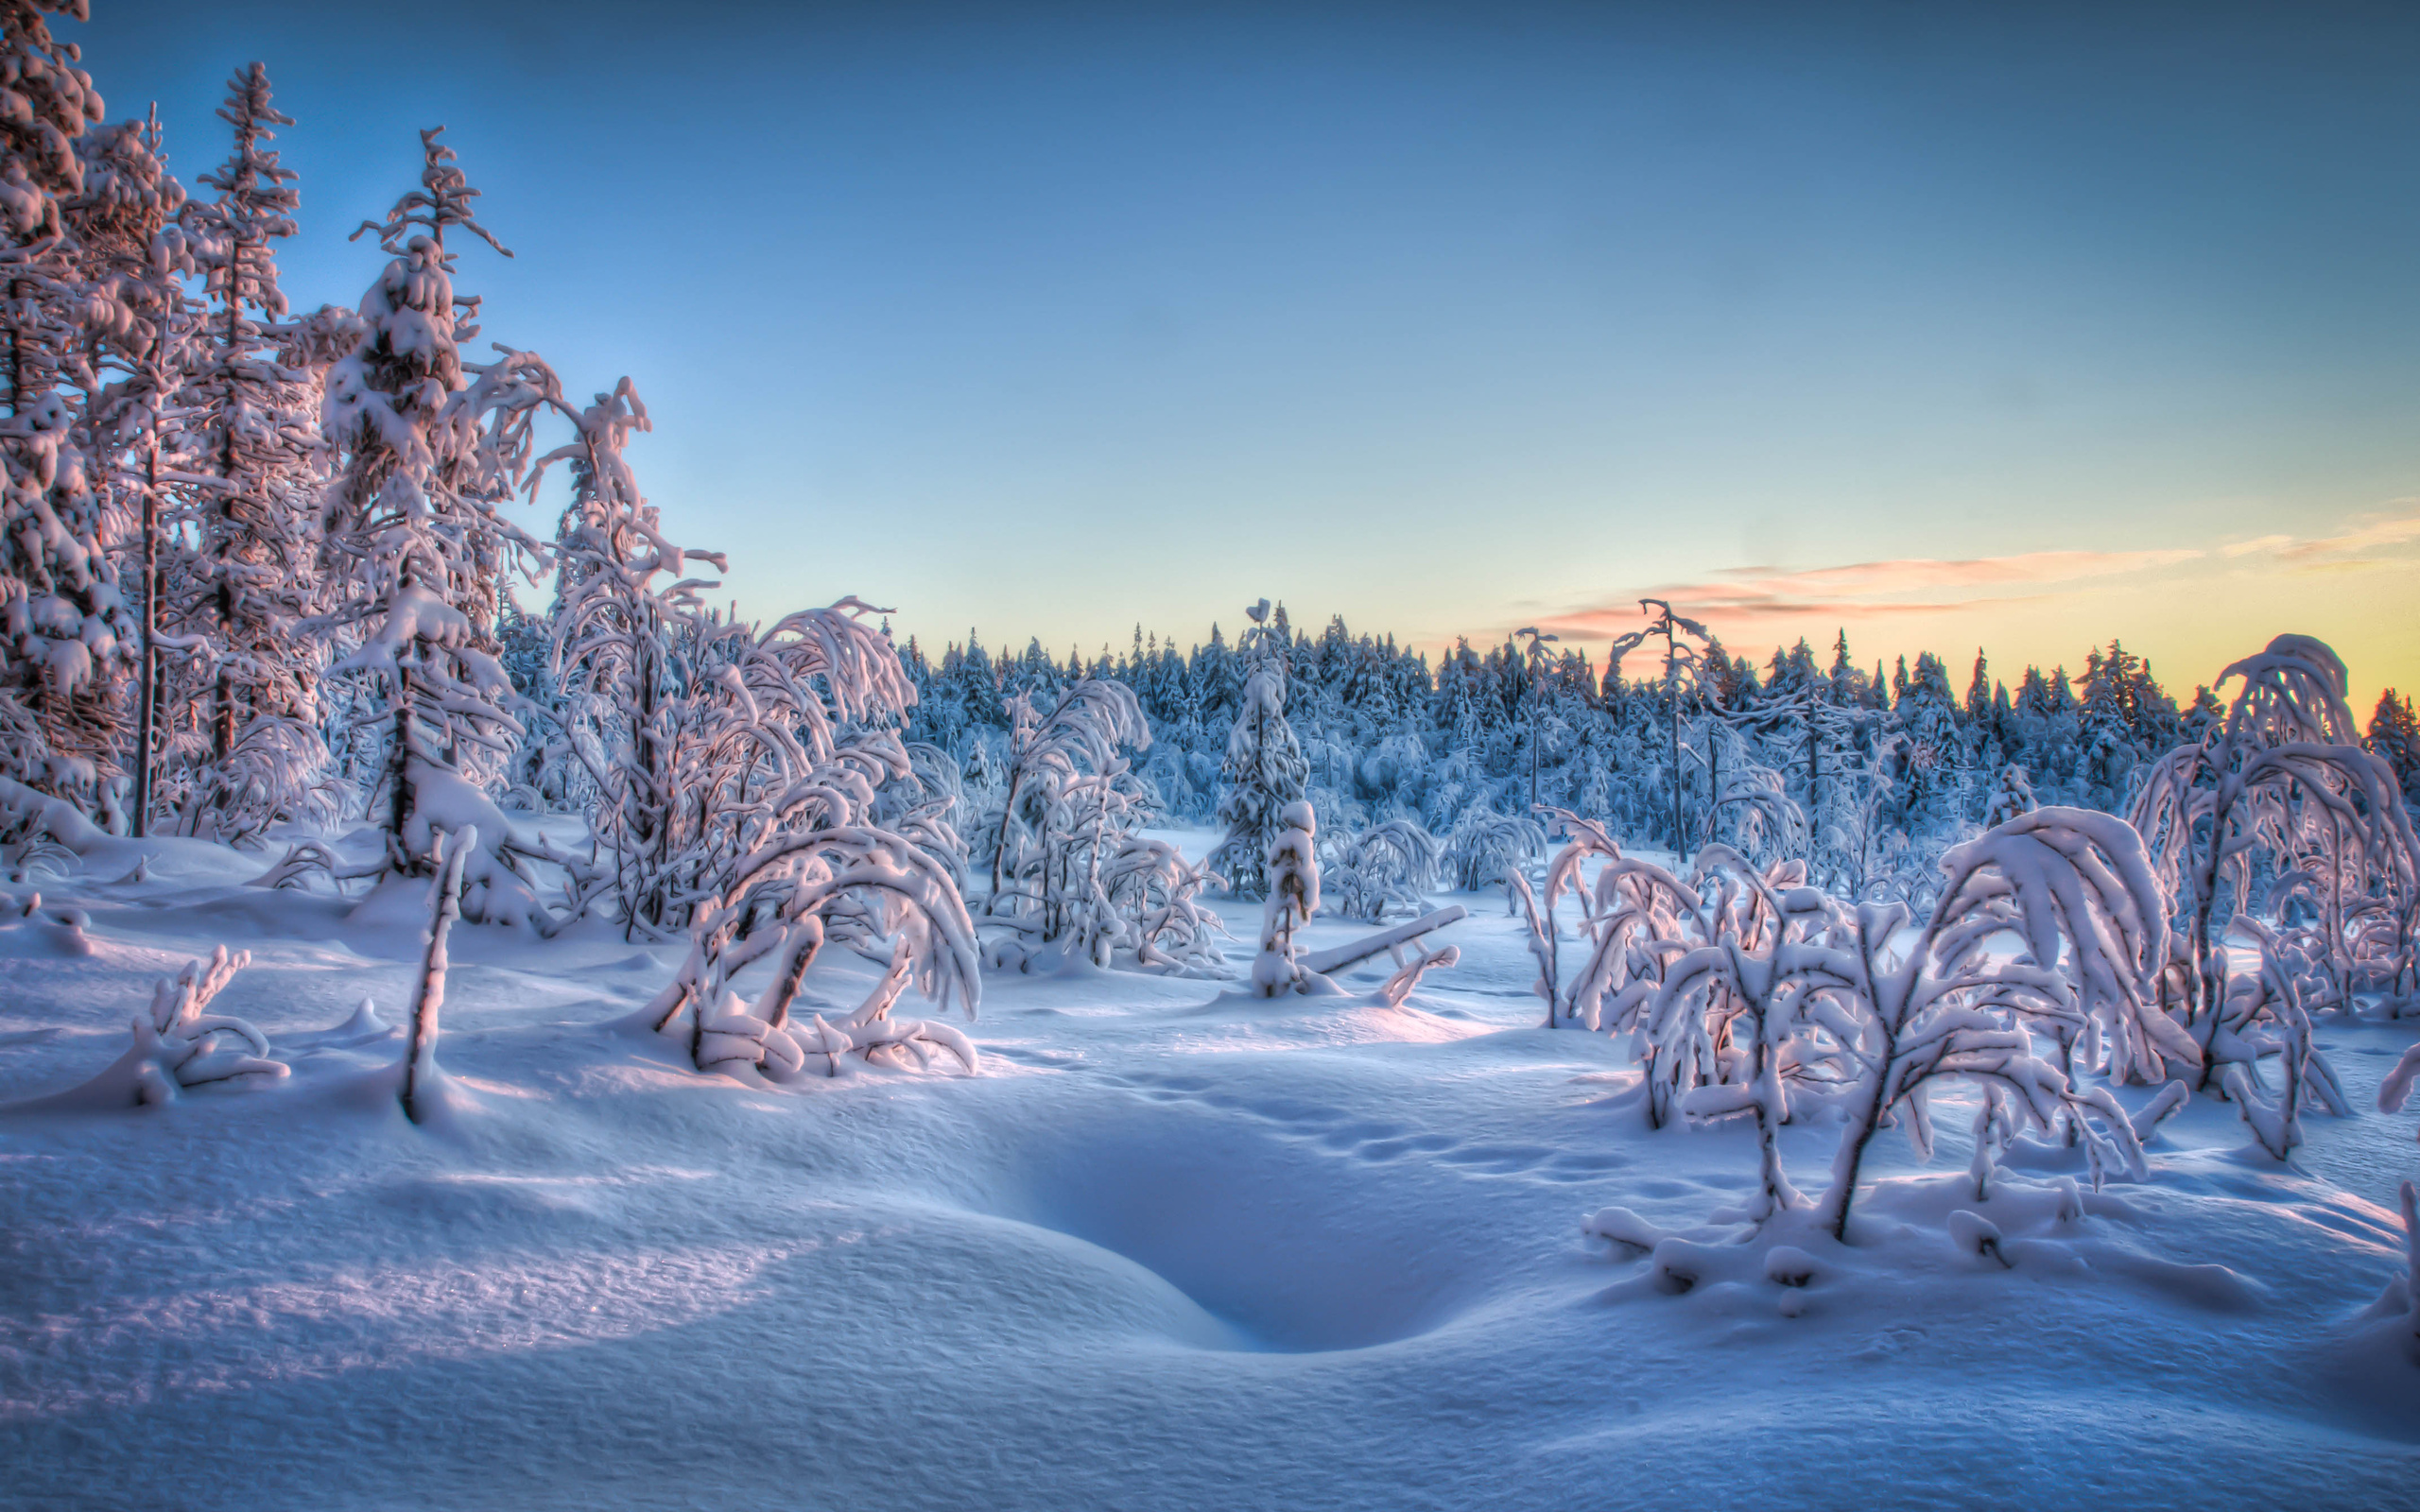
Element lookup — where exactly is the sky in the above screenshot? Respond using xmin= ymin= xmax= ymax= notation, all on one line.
xmin=76 ymin=0 xmax=2420 ymax=709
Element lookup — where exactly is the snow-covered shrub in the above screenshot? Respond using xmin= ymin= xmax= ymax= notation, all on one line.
xmin=646 ymin=824 xmax=981 ymax=1080
xmin=1324 ymin=816 xmax=1439 ymax=923
xmin=1983 ymin=764 xmax=2037 ymax=827
xmin=2197 ymin=916 xmax=2353 ymax=1158
xmin=631 ymin=595 xmax=984 ymax=1076
xmin=1096 ymin=834 xmax=1228 ymax=975
xmin=1705 ymin=761 xmax=1806 ymax=868
xmin=979 ymin=678 xmax=1151 ymax=961
xmin=1804 ymin=808 xmax=2160 ymax=1238
xmin=26 ymin=945 xmax=287 ymax=1108
xmin=1642 ymin=849 xmax=1844 ymax=1223
xmin=1531 ymin=812 xmax=1703 ymax=1095
xmin=877 ymin=740 xmax=971 ymax=886
xmin=1442 ymin=805 xmax=1545 ymax=897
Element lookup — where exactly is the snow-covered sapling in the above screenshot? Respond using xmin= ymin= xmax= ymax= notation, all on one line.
xmin=2131 ymin=635 xmax=2420 ymax=1088
xmin=1251 ymin=799 xmax=1322 ymax=997
xmin=648 ymin=823 xmax=982 ymax=1081
xmin=1808 ymin=808 xmax=2161 ymax=1240
xmin=401 ymin=823 xmax=473 ymax=1124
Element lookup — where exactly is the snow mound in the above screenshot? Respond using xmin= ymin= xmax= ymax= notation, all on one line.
xmin=1588 ymin=1170 xmax=2267 ymax=1322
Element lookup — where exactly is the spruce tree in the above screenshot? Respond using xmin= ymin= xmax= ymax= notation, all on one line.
xmin=0 ymin=3 xmax=116 ymax=808
xmin=1211 ymin=598 xmax=1307 ymax=899
xmin=320 ymin=127 xmax=562 ymax=891
xmin=159 ymin=64 xmax=329 ymax=838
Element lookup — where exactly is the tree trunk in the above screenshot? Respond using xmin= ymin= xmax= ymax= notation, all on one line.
xmin=130 ymin=440 xmax=161 ymax=837
xmin=401 ymin=824 xmax=474 ymax=1124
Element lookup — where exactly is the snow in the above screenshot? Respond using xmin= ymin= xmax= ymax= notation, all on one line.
xmin=2 ymin=825 xmax=2415 ymax=1510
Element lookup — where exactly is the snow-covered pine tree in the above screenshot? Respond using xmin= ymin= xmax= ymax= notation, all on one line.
xmin=66 ymin=107 xmax=193 ymax=833
xmin=318 ymin=127 xmax=564 ymax=918
xmin=1211 ymin=598 xmax=1308 ymax=899
xmin=2371 ymin=688 xmax=2420 ymax=813
xmin=157 ymin=62 xmax=331 ymax=841
xmin=0 ymin=5 xmax=121 ymax=812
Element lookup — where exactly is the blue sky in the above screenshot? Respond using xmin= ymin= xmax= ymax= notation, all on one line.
xmin=81 ymin=0 xmax=2420 ymax=702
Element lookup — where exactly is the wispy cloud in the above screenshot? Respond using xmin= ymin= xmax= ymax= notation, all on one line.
xmin=2221 ymin=534 xmax=2294 ymax=558
xmin=2274 ymin=508 xmax=2420 ymax=561
xmin=1541 ymin=547 xmax=2200 ymax=639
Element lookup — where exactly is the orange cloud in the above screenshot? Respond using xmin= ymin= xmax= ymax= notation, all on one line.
xmin=1541 ymin=547 xmax=2202 ymax=640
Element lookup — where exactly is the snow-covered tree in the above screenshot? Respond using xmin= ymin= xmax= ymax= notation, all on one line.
xmin=1607 ymin=598 xmax=1716 ymax=851
xmin=318 ymin=127 xmax=564 ymax=916
xmin=2129 ymin=636 xmax=2420 ymax=1124
xmin=156 ymin=62 xmax=332 ymax=841
xmin=1643 ymin=848 xmax=1841 ymax=1222
xmin=1250 ymin=798 xmax=1320 ymax=997
xmin=1805 ymin=808 xmax=2160 ymax=1237
xmin=981 ymin=677 xmax=1149 ymax=914
xmin=647 ymin=819 xmax=982 ymax=1080
xmin=538 ymin=377 xmax=725 ymax=933
xmin=622 ymin=594 xmax=988 ymax=1075
xmin=0 ymin=6 xmax=120 ymax=813
xmin=69 ymin=106 xmax=194 ymax=833
xmin=1211 ymin=598 xmax=1306 ymax=898
xmin=1443 ymin=804 xmax=1545 ymax=897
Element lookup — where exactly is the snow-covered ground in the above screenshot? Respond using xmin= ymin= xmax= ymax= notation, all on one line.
xmin=3 ymin=828 xmax=2417 ymax=1511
